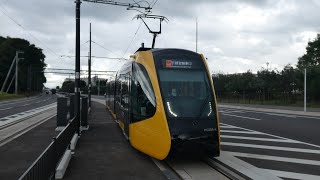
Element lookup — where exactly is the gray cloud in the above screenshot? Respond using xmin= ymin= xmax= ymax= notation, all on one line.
xmin=0 ymin=0 xmax=319 ymax=88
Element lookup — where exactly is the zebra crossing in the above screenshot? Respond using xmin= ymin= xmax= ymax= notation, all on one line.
xmin=219 ymin=123 xmax=320 ymax=180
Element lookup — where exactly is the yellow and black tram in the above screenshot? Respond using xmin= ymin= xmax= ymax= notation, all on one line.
xmin=106 ymin=48 xmax=220 ymax=160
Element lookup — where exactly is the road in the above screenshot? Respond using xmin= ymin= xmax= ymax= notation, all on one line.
xmin=6 ymin=94 xmax=317 ymax=179
xmin=92 ymin=95 xmax=320 ymax=179
xmin=219 ymin=106 xmax=320 ymax=180
xmin=0 ymin=94 xmax=57 ymax=118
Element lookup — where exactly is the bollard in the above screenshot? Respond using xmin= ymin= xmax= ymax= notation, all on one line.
xmin=69 ymin=94 xmax=75 ymax=119
xmin=56 ymin=97 xmax=68 ymax=130
xmin=81 ymin=97 xmax=89 ymax=130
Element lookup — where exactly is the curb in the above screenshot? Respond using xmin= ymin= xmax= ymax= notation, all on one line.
xmin=219 ymin=104 xmax=320 ymax=117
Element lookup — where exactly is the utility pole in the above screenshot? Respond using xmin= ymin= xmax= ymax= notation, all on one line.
xmin=97 ymin=75 xmax=100 ymax=96
xmin=15 ymin=51 xmax=24 ymax=95
xmin=6 ymin=72 xmax=15 ymax=93
xmin=27 ymin=65 xmax=32 ymax=94
xmin=75 ymin=0 xmax=151 ymax=134
xmin=1 ymin=53 xmax=17 ymax=92
xmin=75 ymin=0 xmax=81 ymax=135
xmin=196 ymin=17 xmax=198 ymax=53
xmin=266 ymin=62 xmax=269 ymax=72
xmin=304 ymin=68 xmax=307 ymax=112
xmin=88 ymin=23 xmax=92 ymax=108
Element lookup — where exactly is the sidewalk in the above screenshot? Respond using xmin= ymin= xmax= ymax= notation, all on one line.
xmin=219 ymin=103 xmax=320 ymax=116
xmin=64 ymin=101 xmax=167 ymax=180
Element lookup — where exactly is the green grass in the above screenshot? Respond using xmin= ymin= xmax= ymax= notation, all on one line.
xmin=0 ymin=92 xmax=23 ymax=101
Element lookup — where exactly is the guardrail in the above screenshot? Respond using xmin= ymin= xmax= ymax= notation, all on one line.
xmin=19 ymin=116 xmax=78 ymax=180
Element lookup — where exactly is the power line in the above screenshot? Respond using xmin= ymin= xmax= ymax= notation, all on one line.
xmin=61 ymin=55 xmax=125 ymax=60
xmin=122 ymin=21 xmax=143 ymax=58
xmin=0 ymin=4 xmax=62 ymax=59
xmin=151 ymin=0 xmax=158 ymax=8
xmin=91 ymin=40 xmax=124 ymax=59
xmin=45 ymin=68 xmax=116 ymax=72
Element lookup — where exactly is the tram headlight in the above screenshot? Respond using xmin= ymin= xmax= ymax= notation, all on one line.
xmin=207 ymin=101 xmax=212 ymax=116
xmin=167 ymin=102 xmax=178 ymax=117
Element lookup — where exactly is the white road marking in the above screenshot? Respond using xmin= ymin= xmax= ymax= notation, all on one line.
xmin=215 ymin=152 xmax=282 ymax=180
xmin=265 ymin=112 xmax=297 ymax=118
xmin=221 ymin=135 xmax=300 ymax=143
xmin=221 ymin=107 xmax=320 ymax=119
xmin=222 ymin=113 xmax=261 ymax=120
xmin=226 ymin=151 xmax=320 ymax=166
xmin=221 ymin=130 xmax=263 ymax=134
xmin=220 ymin=110 xmax=246 ymax=114
xmin=0 ymin=103 xmax=56 ymax=127
xmin=220 ymin=123 xmax=320 ymax=149
xmin=220 ymin=126 xmax=239 ymax=129
xmin=0 ymin=107 xmax=12 ymax=111
xmin=263 ymin=169 xmax=320 ymax=180
xmin=220 ymin=123 xmax=320 ymax=179
xmin=21 ymin=103 xmax=32 ymax=106
xmin=222 ymin=142 xmax=320 ymax=154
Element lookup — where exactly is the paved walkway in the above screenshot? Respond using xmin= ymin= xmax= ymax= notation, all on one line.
xmin=64 ymin=101 xmax=167 ymax=180
xmin=0 ymin=101 xmax=167 ymax=180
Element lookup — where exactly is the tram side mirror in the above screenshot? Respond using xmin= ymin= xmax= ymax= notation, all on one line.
xmin=130 ymin=55 xmax=136 ymax=59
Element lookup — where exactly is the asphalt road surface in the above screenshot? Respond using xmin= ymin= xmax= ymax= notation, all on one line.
xmin=0 ymin=94 xmax=57 ymax=118
xmin=219 ymin=106 xmax=320 ymax=180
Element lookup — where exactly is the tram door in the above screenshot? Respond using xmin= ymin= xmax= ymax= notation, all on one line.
xmin=121 ymin=73 xmax=130 ymax=136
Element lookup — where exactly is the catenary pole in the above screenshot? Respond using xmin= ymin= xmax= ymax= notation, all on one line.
xmin=196 ymin=17 xmax=198 ymax=53
xmin=88 ymin=23 xmax=92 ymax=108
xmin=75 ymin=0 xmax=81 ymax=134
xmin=304 ymin=68 xmax=306 ymax=112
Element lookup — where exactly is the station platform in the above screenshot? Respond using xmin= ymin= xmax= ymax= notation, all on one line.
xmin=0 ymin=101 xmax=167 ymax=180
xmin=64 ymin=101 xmax=167 ymax=179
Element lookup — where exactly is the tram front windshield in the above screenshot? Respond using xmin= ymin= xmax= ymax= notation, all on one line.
xmin=157 ymin=63 xmax=215 ymax=119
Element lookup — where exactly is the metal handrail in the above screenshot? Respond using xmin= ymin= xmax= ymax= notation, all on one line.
xmin=19 ymin=116 xmax=77 ymax=180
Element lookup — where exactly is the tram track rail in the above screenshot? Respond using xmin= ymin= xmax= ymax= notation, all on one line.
xmin=153 ymin=155 xmax=246 ymax=180
xmin=0 ymin=105 xmax=57 ymax=147
xmin=204 ymin=157 xmax=247 ymax=180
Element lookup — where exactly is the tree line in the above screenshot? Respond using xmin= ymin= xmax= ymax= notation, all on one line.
xmin=61 ymin=79 xmax=107 ymax=95
xmin=213 ymin=34 xmax=320 ymax=106
xmin=0 ymin=36 xmax=46 ymax=94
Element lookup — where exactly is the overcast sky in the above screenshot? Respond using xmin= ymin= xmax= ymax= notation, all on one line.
xmin=1 ymin=0 xmax=319 ymax=88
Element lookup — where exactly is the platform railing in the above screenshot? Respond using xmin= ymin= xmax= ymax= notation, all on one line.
xmin=19 ymin=116 xmax=77 ymax=180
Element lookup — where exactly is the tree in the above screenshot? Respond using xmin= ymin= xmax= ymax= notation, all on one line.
xmin=0 ymin=36 xmax=47 ymax=93
xmin=297 ymin=34 xmax=320 ymax=69
xmin=61 ymin=80 xmax=87 ymax=93
xmin=61 ymin=81 xmax=74 ymax=93
xmin=297 ymin=34 xmax=320 ymax=102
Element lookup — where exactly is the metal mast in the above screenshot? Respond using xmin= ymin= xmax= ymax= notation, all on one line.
xmin=88 ymin=23 xmax=92 ymax=108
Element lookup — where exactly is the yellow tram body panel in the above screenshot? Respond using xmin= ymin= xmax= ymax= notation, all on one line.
xmin=129 ymin=50 xmax=171 ymax=160
xmin=200 ymin=54 xmax=221 ymax=148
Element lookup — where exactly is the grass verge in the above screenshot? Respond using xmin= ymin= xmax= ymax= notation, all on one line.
xmin=0 ymin=92 xmax=23 ymax=102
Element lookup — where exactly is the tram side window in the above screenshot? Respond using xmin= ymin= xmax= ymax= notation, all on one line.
xmin=121 ymin=75 xmax=130 ymax=108
xmin=131 ymin=63 xmax=156 ymax=122
xmin=115 ymin=77 xmax=121 ymax=104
